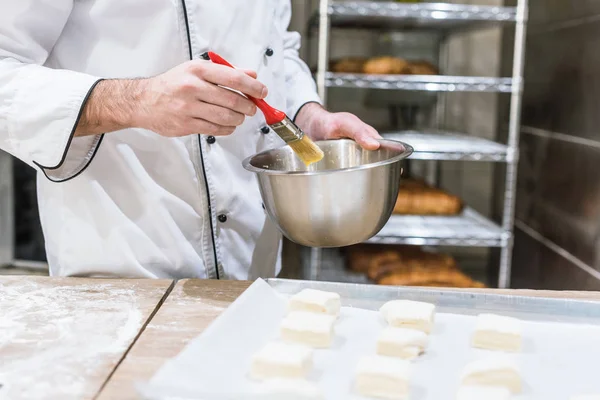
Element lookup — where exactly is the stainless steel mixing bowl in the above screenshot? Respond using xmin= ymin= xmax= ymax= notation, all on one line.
xmin=242 ymin=139 xmax=413 ymax=248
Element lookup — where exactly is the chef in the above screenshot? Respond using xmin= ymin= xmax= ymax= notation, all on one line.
xmin=0 ymin=1 xmax=381 ymax=279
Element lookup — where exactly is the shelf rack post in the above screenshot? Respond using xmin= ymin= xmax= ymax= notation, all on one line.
xmin=498 ymin=0 xmax=528 ymax=288
xmin=308 ymin=0 xmax=331 ymax=281
xmin=316 ymin=0 xmax=330 ymax=103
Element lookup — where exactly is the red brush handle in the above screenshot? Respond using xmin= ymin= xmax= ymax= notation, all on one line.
xmin=205 ymin=51 xmax=285 ymax=125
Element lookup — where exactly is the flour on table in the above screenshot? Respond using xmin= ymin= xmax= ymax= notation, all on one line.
xmin=0 ymin=281 xmax=144 ymax=400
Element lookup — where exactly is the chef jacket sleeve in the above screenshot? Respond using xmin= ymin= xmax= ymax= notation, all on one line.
xmin=275 ymin=1 xmax=323 ymax=121
xmin=0 ymin=1 xmax=103 ymax=182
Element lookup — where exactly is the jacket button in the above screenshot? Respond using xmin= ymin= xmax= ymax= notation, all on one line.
xmin=218 ymin=214 xmax=227 ymax=223
xmin=265 ymin=47 xmax=274 ymax=57
xmin=260 ymin=126 xmax=270 ymax=134
xmin=206 ymin=135 xmax=216 ymax=144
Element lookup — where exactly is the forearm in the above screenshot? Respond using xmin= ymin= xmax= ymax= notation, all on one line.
xmin=75 ymin=79 xmax=147 ymax=137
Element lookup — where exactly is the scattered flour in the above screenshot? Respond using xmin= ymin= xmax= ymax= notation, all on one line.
xmin=0 ymin=281 xmax=144 ymax=400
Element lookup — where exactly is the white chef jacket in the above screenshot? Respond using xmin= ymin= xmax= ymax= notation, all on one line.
xmin=0 ymin=0 xmax=321 ymax=279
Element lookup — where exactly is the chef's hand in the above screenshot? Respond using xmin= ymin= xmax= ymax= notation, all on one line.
xmin=137 ymin=61 xmax=266 ymax=137
xmin=294 ymin=103 xmax=382 ymax=150
xmin=76 ymin=60 xmax=267 ymax=137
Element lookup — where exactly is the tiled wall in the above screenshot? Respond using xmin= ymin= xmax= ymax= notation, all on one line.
xmin=505 ymin=0 xmax=600 ymax=289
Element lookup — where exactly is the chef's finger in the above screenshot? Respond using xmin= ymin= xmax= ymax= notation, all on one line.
xmin=189 ymin=102 xmax=246 ymax=127
xmin=197 ymin=62 xmax=268 ymax=99
xmin=367 ymin=125 xmax=383 ymax=140
xmin=185 ymin=118 xmax=236 ymax=137
xmin=340 ymin=119 xmax=380 ymax=150
xmin=354 ymin=131 xmax=381 ymax=150
xmin=198 ymin=83 xmax=257 ymax=116
xmin=242 ymin=69 xmax=258 ymax=79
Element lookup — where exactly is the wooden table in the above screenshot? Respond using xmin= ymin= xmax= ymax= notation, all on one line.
xmin=0 ymin=277 xmax=172 ymax=400
xmin=5 ymin=277 xmax=600 ymax=400
xmin=97 ymin=279 xmax=251 ymax=400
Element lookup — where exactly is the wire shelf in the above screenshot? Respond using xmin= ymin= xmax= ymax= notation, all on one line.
xmin=325 ymin=73 xmax=514 ymax=92
xmin=311 ymin=249 xmax=491 ymax=287
xmin=326 ymin=2 xmax=519 ymax=32
xmin=383 ymin=130 xmax=515 ymax=162
xmin=367 ymin=207 xmax=509 ymax=247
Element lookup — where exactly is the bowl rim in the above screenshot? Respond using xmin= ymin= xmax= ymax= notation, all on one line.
xmin=242 ymin=138 xmax=414 ymax=176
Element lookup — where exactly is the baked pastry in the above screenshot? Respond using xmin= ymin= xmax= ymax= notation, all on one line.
xmin=377 ymin=269 xmax=485 ymax=288
xmin=345 ymin=244 xmax=417 ymax=273
xmin=363 ymin=56 xmax=409 ymax=75
xmin=405 ymin=60 xmax=439 ymax=75
xmin=393 ymin=178 xmax=463 ymax=215
xmin=330 ymin=57 xmax=368 ymax=73
xmin=367 ymin=251 xmax=456 ymax=282
xmin=346 ymin=243 xmax=485 ymax=288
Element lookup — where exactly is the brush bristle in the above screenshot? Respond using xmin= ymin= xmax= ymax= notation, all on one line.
xmin=288 ymin=136 xmax=324 ymax=166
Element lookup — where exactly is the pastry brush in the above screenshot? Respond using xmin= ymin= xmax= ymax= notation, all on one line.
xmin=201 ymin=51 xmax=324 ymax=166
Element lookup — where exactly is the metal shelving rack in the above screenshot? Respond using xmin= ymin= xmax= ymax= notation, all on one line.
xmin=310 ymin=0 xmax=528 ymax=289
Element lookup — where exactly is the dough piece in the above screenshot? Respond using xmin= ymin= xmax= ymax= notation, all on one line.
xmin=456 ymin=386 xmax=511 ymax=400
xmin=472 ymin=313 xmax=522 ymax=352
xmin=280 ymin=311 xmax=336 ymax=348
xmin=376 ymin=327 xmax=428 ymax=360
xmin=249 ymin=342 xmax=313 ymax=380
xmin=256 ymin=378 xmax=323 ymax=400
xmin=288 ymin=289 xmax=341 ymax=316
xmin=380 ymin=300 xmax=436 ymax=333
xmin=355 ymin=355 xmax=411 ymax=400
xmin=461 ymin=358 xmax=521 ymax=393
xmin=363 ymin=56 xmax=409 ymax=75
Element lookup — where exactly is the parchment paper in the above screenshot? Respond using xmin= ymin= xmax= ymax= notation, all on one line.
xmin=141 ymin=279 xmax=600 ymax=399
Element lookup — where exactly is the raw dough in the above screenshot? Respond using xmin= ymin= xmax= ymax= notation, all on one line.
xmin=456 ymin=385 xmax=511 ymax=400
xmin=256 ymin=378 xmax=323 ymax=400
xmin=280 ymin=311 xmax=336 ymax=348
xmin=461 ymin=358 xmax=521 ymax=393
xmin=355 ymin=355 xmax=411 ymax=399
xmin=376 ymin=327 xmax=428 ymax=360
xmin=249 ymin=342 xmax=313 ymax=380
xmin=380 ymin=300 xmax=436 ymax=333
xmin=472 ymin=313 xmax=522 ymax=352
xmin=288 ymin=289 xmax=341 ymax=316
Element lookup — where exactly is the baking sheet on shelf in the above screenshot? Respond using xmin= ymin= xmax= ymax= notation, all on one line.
xmin=140 ymin=279 xmax=600 ymax=400
xmin=308 ymin=2 xmax=518 ymax=33
xmin=325 ymin=73 xmax=514 ymax=93
xmin=382 ymin=130 xmax=510 ymax=161
xmin=370 ymin=207 xmax=507 ymax=247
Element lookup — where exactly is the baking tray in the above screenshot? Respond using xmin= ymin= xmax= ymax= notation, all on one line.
xmin=143 ymin=279 xmax=600 ymax=399
xmin=267 ymin=278 xmax=600 ymax=324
